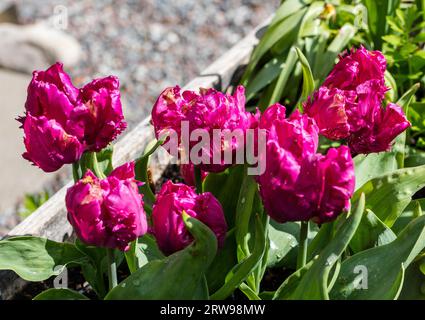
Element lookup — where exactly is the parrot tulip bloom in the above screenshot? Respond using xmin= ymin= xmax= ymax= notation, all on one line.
xmin=180 ymin=163 xmax=208 ymax=186
xmin=323 ymin=45 xmax=387 ymax=92
xmin=257 ymin=103 xmax=355 ymax=224
xmin=151 ymin=85 xmax=255 ymax=172
xmin=72 ymin=76 xmax=127 ymax=152
xmin=20 ymin=63 xmax=84 ymax=172
xmin=65 ymin=162 xmax=147 ymax=251
xmin=152 ymin=181 xmax=227 ymax=255
xmin=304 ymin=47 xmax=410 ymax=154
xmin=20 ymin=63 xmax=127 ymax=172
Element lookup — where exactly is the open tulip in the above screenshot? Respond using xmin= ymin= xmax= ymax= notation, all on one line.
xmin=257 ymin=103 xmax=355 ymax=224
xmin=304 ymin=46 xmax=410 ymax=154
xmin=151 ymin=181 xmax=227 ymax=255
xmin=71 ymin=76 xmax=127 ymax=152
xmin=65 ymin=162 xmax=147 ymax=251
xmin=20 ymin=63 xmax=84 ymax=172
xmin=151 ymin=85 xmax=255 ymax=172
xmin=20 ymin=63 xmax=127 ymax=172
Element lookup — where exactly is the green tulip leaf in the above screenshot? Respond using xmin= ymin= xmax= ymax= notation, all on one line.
xmin=285 ymin=194 xmax=365 ymax=299
xmin=0 ymin=236 xmax=87 ymax=282
xmin=125 ymin=234 xmax=165 ymax=274
xmin=330 ymin=214 xmax=425 ymax=299
xmin=349 ymin=209 xmax=397 ymax=253
xmin=105 ymin=213 xmax=217 ymax=300
xmin=210 ymin=215 xmax=266 ymax=300
xmin=353 ymin=164 xmax=425 ymax=227
xmin=33 ymin=288 xmax=89 ymax=300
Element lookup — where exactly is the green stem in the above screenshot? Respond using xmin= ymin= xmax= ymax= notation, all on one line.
xmin=72 ymin=162 xmax=80 ymax=182
xmin=107 ymin=249 xmax=118 ymax=291
xmin=194 ymin=166 xmax=203 ymax=194
xmin=297 ymin=221 xmax=309 ymax=270
xmin=90 ymin=152 xmax=106 ymax=179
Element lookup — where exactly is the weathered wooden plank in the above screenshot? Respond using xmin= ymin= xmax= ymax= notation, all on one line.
xmin=0 ymin=17 xmax=269 ymax=300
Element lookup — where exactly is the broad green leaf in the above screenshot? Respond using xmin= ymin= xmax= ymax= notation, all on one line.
xmin=270 ymin=0 xmax=312 ymax=27
xmin=105 ymin=213 xmax=217 ymax=300
xmin=331 ymin=214 xmax=425 ymax=299
xmin=206 ymin=231 xmax=237 ymax=294
xmin=245 ymin=57 xmax=285 ymax=101
xmin=353 ymin=164 xmax=425 ymax=227
xmin=241 ymin=7 xmax=308 ymax=85
xmin=33 ymin=288 xmax=88 ymax=300
xmin=398 ymin=257 xmax=425 ymax=300
xmin=349 ymin=209 xmax=397 ymax=253
xmin=273 ymin=258 xmax=316 ymax=300
xmin=307 ymin=222 xmax=334 ymax=260
xmin=125 ymin=234 xmax=165 ymax=273
xmin=354 ymin=152 xmax=397 ymax=191
xmin=266 ymin=46 xmax=298 ymax=108
xmin=210 ymin=216 xmax=266 ymax=300
xmin=295 ymin=47 xmax=315 ymax=104
xmin=313 ymin=24 xmax=356 ymax=81
xmin=405 ymin=147 xmax=425 ymax=168
xmin=363 ymin=0 xmax=400 ymax=49
xmin=0 ymin=237 xmax=87 ymax=282
xmin=392 ymin=199 xmax=425 ymax=235
xmin=267 ymin=221 xmax=298 ymax=268
xmin=286 ymin=194 xmax=365 ymax=300
xmin=203 ymin=165 xmax=244 ymax=228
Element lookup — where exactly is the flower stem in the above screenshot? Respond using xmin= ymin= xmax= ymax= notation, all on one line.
xmin=91 ymin=152 xmax=106 ymax=179
xmin=194 ymin=166 xmax=203 ymax=194
xmin=72 ymin=162 xmax=80 ymax=182
xmin=107 ymin=249 xmax=118 ymax=291
xmin=297 ymin=221 xmax=309 ymax=270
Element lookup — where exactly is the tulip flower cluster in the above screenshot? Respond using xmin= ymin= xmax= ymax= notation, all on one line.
xmin=12 ymin=45 xmax=413 ymax=299
xmin=304 ymin=46 xmax=410 ymax=154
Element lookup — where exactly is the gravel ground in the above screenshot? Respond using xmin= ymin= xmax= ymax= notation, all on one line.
xmin=15 ymin=0 xmax=279 ymax=127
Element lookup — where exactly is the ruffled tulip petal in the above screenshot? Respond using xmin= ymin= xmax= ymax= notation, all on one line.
xmin=22 ymin=114 xmax=83 ymax=172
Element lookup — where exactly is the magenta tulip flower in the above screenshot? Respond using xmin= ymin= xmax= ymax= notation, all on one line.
xmin=304 ymin=46 xmax=410 ymax=154
xmin=257 ymin=103 xmax=355 ymax=224
xmin=151 ymin=181 xmax=227 ymax=255
xmin=151 ymin=85 xmax=255 ymax=172
xmin=70 ymin=76 xmax=127 ymax=152
xmin=20 ymin=63 xmax=84 ymax=172
xmin=65 ymin=162 xmax=147 ymax=251
xmin=20 ymin=63 xmax=127 ymax=172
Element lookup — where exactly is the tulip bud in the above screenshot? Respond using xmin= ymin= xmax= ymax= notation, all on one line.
xmin=65 ymin=162 xmax=147 ymax=251
xmin=151 ymin=181 xmax=227 ymax=255
xmin=257 ymin=103 xmax=355 ymax=224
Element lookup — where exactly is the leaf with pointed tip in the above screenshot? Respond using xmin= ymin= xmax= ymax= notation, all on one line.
xmin=330 ymin=214 xmax=425 ymax=299
xmin=285 ymin=194 xmax=365 ymax=300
